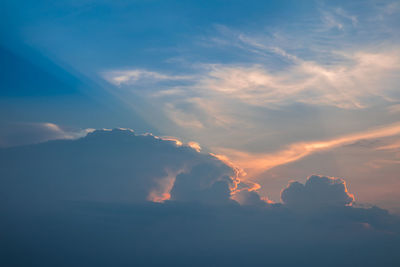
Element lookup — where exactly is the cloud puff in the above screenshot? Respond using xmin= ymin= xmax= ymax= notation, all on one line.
xmin=281 ymin=175 xmax=355 ymax=210
xmin=170 ymin=163 xmax=235 ymax=205
xmin=232 ymin=189 xmax=270 ymax=207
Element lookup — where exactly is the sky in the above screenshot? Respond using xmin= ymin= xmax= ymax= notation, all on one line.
xmin=1 ymin=1 xmax=400 ymax=265
xmin=2 ymin=0 xmax=400 ymax=211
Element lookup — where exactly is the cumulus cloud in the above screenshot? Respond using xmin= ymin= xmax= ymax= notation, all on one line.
xmin=281 ymin=175 xmax=355 ymax=210
xmin=0 ymin=128 xmax=239 ymax=208
xmin=232 ymin=189 xmax=271 ymax=207
xmin=0 ymin=128 xmax=399 ymax=266
xmin=170 ymin=163 xmax=235 ymax=205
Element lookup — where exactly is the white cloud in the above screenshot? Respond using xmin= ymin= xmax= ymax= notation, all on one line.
xmin=104 ymin=47 xmax=400 ymax=110
xmin=194 ymin=48 xmax=400 ymax=109
xmin=103 ymin=69 xmax=191 ymax=86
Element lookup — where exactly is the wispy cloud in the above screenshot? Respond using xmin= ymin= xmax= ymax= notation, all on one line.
xmin=0 ymin=122 xmax=94 ymax=147
xmin=376 ymin=138 xmax=400 ymax=151
xmin=103 ymin=47 xmax=400 ymax=133
xmin=320 ymin=7 xmax=358 ymax=31
xmin=214 ymin=122 xmax=400 ymax=176
xmin=387 ymin=104 xmax=400 ymax=114
xmin=194 ymin=49 xmax=400 ymax=109
xmin=103 ymin=69 xmax=191 ymax=86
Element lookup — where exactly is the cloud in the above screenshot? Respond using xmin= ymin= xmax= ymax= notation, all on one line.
xmin=320 ymin=8 xmax=358 ymax=31
xmin=387 ymin=104 xmax=400 ymax=114
xmin=232 ymin=189 xmax=271 ymax=207
xmin=214 ymin=121 xmax=400 ymax=176
xmin=105 ymin=48 xmax=400 ymax=111
xmin=103 ymin=69 xmax=191 ymax=86
xmin=376 ymin=139 xmax=400 ymax=151
xmin=0 ymin=122 xmax=92 ymax=147
xmin=98 ymin=15 xmax=400 ymax=180
xmin=281 ymin=175 xmax=355 ymax=210
xmin=200 ymin=49 xmax=399 ymax=109
xmin=0 ymin=128 xmax=239 ymax=207
xmin=170 ymin=162 xmax=238 ymax=205
xmin=2 ymin=199 xmax=399 ymax=267
xmin=100 ymin=46 xmax=400 ymax=163
xmin=187 ymin=141 xmax=201 ymax=152
xmin=0 ymin=128 xmax=399 ymax=266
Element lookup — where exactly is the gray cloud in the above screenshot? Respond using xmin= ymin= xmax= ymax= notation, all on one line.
xmin=0 ymin=128 xmax=238 ymax=208
xmin=170 ymin=163 xmax=235 ymax=205
xmin=0 ymin=129 xmax=399 ymax=267
xmin=281 ymin=175 xmax=355 ymax=210
xmin=232 ymin=189 xmax=269 ymax=207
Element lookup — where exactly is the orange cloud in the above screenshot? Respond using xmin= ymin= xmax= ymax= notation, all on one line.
xmin=187 ymin=141 xmax=201 ymax=152
xmin=214 ymin=122 xmax=400 ymax=177
xmin=147 ymin=170 xmax=178 ymax=203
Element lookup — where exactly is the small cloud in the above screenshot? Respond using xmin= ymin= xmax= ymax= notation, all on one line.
xmin=159 ymin=136 xmax=184 ymax=146
xmin=334 ymin=7 xmax=358 ymax=26
xmin=321 ymin=11 xmax=344 ymax=30
xmin=103 ymin=69 xmax=191 ymax=86
xmin=187 ymin=141 xmax=201 ymax=152
xmin=281 ymin=175 xmax=355 ymax=210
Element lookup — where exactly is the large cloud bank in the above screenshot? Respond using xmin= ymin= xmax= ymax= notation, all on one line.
xmin=0 ymin=129 xmax=399 ymax=266
xmin=0 ymin=129 xmax=237 ymax=207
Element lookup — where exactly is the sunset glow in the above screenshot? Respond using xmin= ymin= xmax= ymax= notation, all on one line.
xmin=215 ymin=122 xmax=400 ymax=176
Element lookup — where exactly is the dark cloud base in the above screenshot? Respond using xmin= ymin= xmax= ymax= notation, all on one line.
xmin=0 ymin=129 xmax=399 ymax=266
xmin=1 ymin=202 xmax=399 ymax=267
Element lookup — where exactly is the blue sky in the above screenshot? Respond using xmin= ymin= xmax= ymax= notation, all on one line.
xmin=1 ymin=0 xmax=400 ymax=211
